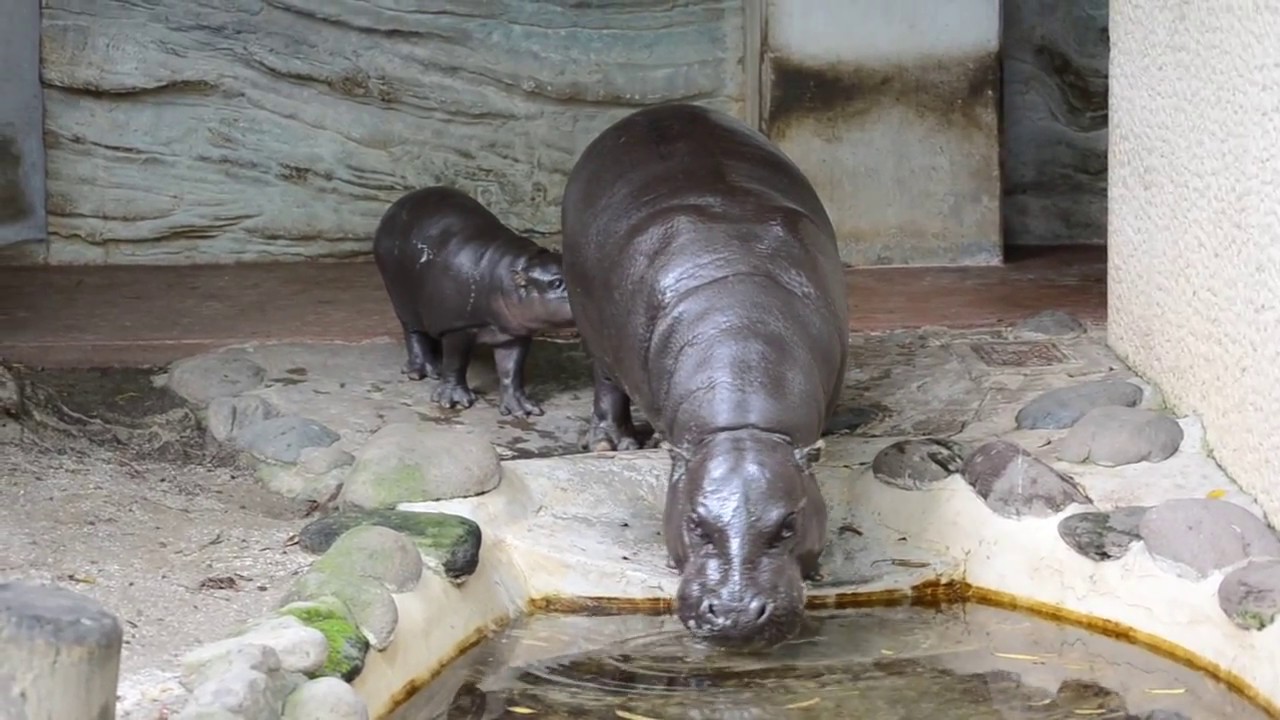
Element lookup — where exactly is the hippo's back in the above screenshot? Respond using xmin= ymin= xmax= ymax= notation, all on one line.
xmin=561 ymin=103 xmax=849 ymax=446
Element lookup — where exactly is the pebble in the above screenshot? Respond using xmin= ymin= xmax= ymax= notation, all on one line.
xmin=168 ymin=353 xmax=266 ymax=406
xmin=1055 ymin=406 xmax=1183 ymax=466
xmin=1057 ymin=506 xmax=1149 ymax=562
xmin=961 ymin=440 xmax=1092 ymax=519
xmin=1015 ymin=380 xmax=1143 ymax=430
xmin=1217 ymin=558 xmax=1280 ymax=630
xmin=871 ymin=438 xmax=967 ymax=491
xmin=235 ymin=415 xmax=340 ymax=464
xmin=1010 ymin=310 xmax=1086 ymax=339
xmin=282 ymin=677 xmax=369 ymax=720
xmin=277 ymin=598 xmax=369 ymax=681
xmin=312 ymin=525 xmax=424 ymax=594
xmin=1139 ymin=499 xmax=1280 ymax=580
xmin=297 ymin=508 xmax=483 ymax=582
xmin=284 ymin=572 xmax=399 ymax=651
xmin=339 ymin=423 xmax=500 ymax=509
xmin=206 ymin=394 xmax=279 ymax=443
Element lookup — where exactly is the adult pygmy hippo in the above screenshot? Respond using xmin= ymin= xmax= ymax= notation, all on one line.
xmin=561 ymin=103 xmax=849 ymax=647
xmin=373 ymin=186 xmax=574 ymax=417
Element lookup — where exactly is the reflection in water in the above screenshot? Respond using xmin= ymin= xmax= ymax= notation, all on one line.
xmin=392 ymin=605 xmax=1262 ymax=720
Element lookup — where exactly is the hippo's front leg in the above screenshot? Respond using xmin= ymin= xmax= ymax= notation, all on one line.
xmin=584 ymin=362 xmax=640 ymax=452
xmin=492 ymin=337 xmax=544 ymax=417
xmin=431 ymin=331 xmax=478 ymax=409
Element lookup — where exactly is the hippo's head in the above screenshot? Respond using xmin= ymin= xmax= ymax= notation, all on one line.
xmin=509 ymin=248 xmax=574 ymax=330
xmin=664 ymin=430 xmax=828 ymax=649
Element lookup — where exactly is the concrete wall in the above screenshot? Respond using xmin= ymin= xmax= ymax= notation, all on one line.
xmin=1001 ymin=0 xmax=1109 ymax=247
xmin=762 ymin=0 xmax=1002 ymax=267
xmin=6 ymin=0 xmax=744 ymax=265
xmin=0 ymin=0 xmax=47 ymax=247
xmin=1108 ymin=1 xmax=1280 ymax=521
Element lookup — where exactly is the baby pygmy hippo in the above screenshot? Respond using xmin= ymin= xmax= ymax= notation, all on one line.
xmin=372 ymin=186 xmax=574 ymax=417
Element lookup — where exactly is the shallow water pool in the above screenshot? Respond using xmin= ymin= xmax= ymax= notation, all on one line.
xmin=390 ymin=604 xmax=1266 ymax=720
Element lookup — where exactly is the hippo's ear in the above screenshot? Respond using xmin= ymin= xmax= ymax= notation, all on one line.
xmin=794 ymin=439 xmax=825 ymax=470
xmin=511 ymin=268 xmax=530 ymax=289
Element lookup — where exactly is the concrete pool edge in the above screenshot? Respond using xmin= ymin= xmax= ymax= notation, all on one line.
xmin=162 ymin=446 xmax=1280 ymax=720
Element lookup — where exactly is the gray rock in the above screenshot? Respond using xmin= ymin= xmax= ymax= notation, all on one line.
xmin=339 ymin=423 xmax=500 ymax=509
xmin=1056 ymin=406 xmax=1184 ymax=466
xmin=871 ymin=438 xmax=967 ymax=491
xmin=299 ymin=446 xmax=355 ymax=476
xmin=236 ymin=415 xmax=340 ymax=464
xmin=312 ymin=525 xmax=424 ymax=594
xmin=179 ymin=665 xmax=293 ymax=720
xmin=255 ymin=463 xmax=346 ymax=502
xmin=168 ymin=354 xmax=266 ymax=406
xmin=284 ymin=572 xmax=398 ymax=651
xmin=1015 ymin=380 xmax=1143 ymax=430
xmin=1139 ymin=499 xmax=1280 ymax=580
xmin=1057 ymin=506 xmax=1150 ymax=562
xmin=0 ymin=365 xmax=21 ymax=416
xmin=282 ymin=677 xmax=369 ymax=720
xmin=206 ymin=394 xmax=279 ymax=443
xmin=1218 ymin=559 xmax=1280 ymax=630
xmin=1010 ymin=310 xmax=1086 ymax=339
xmin=211 ymin=616 xmax=329 ymax=676
xmin=181 ymin=643 xmax=281 ymax=694
xmin=961 ymin=440 xmax=1092 ymax=519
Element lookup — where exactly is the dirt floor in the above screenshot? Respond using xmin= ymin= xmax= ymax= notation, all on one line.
xmin=0 ymin=367 xmax=319 ymax=692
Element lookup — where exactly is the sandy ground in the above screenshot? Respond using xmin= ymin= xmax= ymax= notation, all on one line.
xmin=0 ymin=410 xmax=316 ymax=685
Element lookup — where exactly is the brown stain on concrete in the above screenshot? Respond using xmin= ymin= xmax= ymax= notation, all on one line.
xmin=0 ymin=133 xmax=31 ymax=224
xmin=765 ymin=51 xmax=1001 ymax=140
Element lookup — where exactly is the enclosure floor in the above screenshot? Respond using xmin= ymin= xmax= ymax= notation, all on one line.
xmin=0 ymin=245 xmax=1104 ymax=368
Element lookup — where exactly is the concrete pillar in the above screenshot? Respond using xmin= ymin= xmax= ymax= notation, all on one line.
xmin=1108 ymin=2 xmax=1280 ymax=519
xmin=761 ymin=0 xmax=1002 ymax=267
xmin=0 ymin=581 xmax=124 ymax=720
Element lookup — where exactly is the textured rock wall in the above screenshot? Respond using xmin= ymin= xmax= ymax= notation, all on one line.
xmin=0 ymin=0 xmax=46 ymax=247
xmin=35 ymin=0 xmax=744 ymax=264
xmin=762 ymin=0 xmax=1002 ymax=268
xmin=1108 ymin=0 xmax=1280 ymax=521
xmin=1001 ymin=0 xmax=1109 ymax=246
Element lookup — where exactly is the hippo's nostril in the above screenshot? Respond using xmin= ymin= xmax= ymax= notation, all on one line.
xmin=747 ymin=596 xmax=770 ymax=624
xmin=700 ymin=598 xmax=719 ymax=620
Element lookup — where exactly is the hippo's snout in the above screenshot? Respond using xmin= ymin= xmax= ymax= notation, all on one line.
xmin=697 ymin=593 xmax=772 ymax=632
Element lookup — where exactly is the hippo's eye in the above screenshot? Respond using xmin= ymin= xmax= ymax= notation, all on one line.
xmin=685 ymin=514 xmax=714 ymax=547
xmin=772 ymin=512 xmax=798 ymax=547
xmin=548 ymin=277 xmax=565 ymax=291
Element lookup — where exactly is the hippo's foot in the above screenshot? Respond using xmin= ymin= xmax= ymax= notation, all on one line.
xmin=402 ymin=360 xmax=441 ymax=381
xmin=432 ymin=381 xmax=477 ymax=410
xmin=498 ymin=389 xmax=544 ymax=418
xmin=585 ymin=421 xmax=640 ymax=453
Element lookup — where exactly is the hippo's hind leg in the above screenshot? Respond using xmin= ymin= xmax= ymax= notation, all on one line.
xmin=585 ymin=362 xmax=640 ymax=452
xmin=493 ymin=337 xmax=544 ymax=418
xmin=431 ymin=331 xmax=478 ymax=410
xmin=401 ymin=326 xmax=442 ymax=381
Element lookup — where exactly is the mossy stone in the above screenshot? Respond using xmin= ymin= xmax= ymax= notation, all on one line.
xmin=277 ymin=597 xmax=369 ymax=681
xmin=298 ymin=508 xmax=482 ymax=581
xmin=311 ymin=525 xmax=423 ymax=593
xmin=283 ymin=571 xmax=398 ymax=650
xmin=337 ymin=423 xmax=499 ymax=508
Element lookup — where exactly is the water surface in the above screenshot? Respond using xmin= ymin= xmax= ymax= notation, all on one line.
xmin=392 ymin=604 xmax=1265 ymax=720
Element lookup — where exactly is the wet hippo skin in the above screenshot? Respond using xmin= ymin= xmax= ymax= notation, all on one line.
xmin=561 ymin=103 xmax=850 ymax=648
xmin=373 ymin=186 xmax=574 ymax=417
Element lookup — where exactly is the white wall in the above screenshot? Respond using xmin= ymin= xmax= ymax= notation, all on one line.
xmin=1108 ymin=1 xmax=1280 ymax=520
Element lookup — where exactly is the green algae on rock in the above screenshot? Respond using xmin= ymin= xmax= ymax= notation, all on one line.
xmin=299 ymin=508 xmax=482 ymax=582
xmin=283 ymin=572 xmax=398 ymax=651
xmin=278 ymin=597 xmax=370 ymax=681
